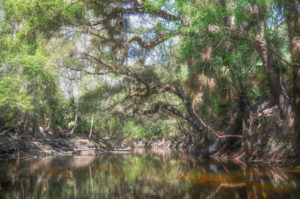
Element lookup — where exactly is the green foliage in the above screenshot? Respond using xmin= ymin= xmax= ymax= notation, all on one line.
xmin=0 ymin=0 xmax=295 ymax=145
xmin=0 ymin=1 xmax=63 ymax=128
xmin=0 ymin=75 xmax=32 ymax=112
xmin=144 ymin=0 xmax=167 ymax=12
xmin=1 ymin=0 xmax=84 ymax=39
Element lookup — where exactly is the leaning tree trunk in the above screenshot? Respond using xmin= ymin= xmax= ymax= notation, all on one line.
xmin=284 ymin=0 xmax=300 ymax=150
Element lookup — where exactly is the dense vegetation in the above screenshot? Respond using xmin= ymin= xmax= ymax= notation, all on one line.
xmin=0 ymin=0 xmax=299 ymax=161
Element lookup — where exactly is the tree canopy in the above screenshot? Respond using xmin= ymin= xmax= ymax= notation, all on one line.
xmin=0 ymin=0 xmax=299 ymax=157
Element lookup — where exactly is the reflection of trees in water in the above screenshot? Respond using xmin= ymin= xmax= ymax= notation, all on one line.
xmin=182 ymin=162 xmax=300 ymax=199
xmin=0 ymin=154 xmax=299 ymax=199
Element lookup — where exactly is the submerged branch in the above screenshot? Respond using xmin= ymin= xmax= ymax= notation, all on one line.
xmin=206 ymin=183 xmax=246 ymax=199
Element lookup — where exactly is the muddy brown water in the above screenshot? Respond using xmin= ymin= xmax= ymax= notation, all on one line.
xmin=0 ymin=151 xmax=299 ymax=199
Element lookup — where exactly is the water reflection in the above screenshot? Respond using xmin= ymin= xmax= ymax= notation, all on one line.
xmin=0 ymin=152 xmax=299 ymax=199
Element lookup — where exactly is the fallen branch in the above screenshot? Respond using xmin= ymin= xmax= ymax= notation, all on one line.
xmin=0 ymin=120 xmax=24 ymax=136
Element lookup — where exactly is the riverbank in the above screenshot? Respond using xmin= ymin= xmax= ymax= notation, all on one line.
xmin=0 ymin=132 xmax=133 ymax=160
xmin=1 ymin=132 xmax=299 ymax=167
xmin=1 ymin=106 xmax=300 ymax=167
xmin=0 ymin=132 xmax=298 ymax=167
xmin=0 ymin=131 xmax=179 ymax=160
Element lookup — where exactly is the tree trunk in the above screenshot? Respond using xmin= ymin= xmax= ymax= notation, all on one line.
xmin=89 ymin=114 xmax=94 ymax=140
xmin=32 ymin=94 xmax=38 ymax=137
xmin=70 ymin=101 xmax=78 ymax=135
xmin=255 ymin=14 xmax=293 ymax=119
xmin=169 ymin=88 xmax=242 ymax=139
xmin=284 ymin=0 xmax=300 ymax=150
xmin=47 ymin=118 xmax=51 ymax=132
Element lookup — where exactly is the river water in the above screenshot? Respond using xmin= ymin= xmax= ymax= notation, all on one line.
xmin=0 ymin=150 xmax=299 ymax=199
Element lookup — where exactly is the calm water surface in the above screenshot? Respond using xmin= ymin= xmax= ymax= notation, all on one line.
xmin=0 ymin=151 xmax=300 ymax=199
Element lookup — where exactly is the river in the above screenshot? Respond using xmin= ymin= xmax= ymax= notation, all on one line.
xmin=0 ymin=150 xmax=299 ymax=199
